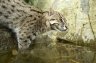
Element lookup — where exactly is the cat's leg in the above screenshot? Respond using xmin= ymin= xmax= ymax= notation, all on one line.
xmin=14 ymin=28 xmax=33 ymax=50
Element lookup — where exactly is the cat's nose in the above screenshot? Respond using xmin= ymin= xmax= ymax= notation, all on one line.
xmin=63 ymin=26 xmax=67 ymax=31
xmin=60 ymin=25 xmax=67 ymax=31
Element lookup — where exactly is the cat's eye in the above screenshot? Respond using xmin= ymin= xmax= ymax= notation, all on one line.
xmin=50 ymin=20 xmax=59 ymax=24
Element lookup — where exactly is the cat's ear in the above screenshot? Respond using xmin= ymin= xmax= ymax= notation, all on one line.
xmin=49 ymin=8 xmax=54 ymax=15
xmin=58 ymin=12 xmax=63 ymax=17
xmin=58 ymin=13 xmax=66 ymax=22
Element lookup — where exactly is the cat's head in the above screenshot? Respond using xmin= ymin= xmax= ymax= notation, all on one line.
xmin=43 ymin=9 xmax=68 ymax=31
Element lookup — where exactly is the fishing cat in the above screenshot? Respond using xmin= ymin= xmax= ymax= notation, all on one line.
xmin=0 ymin=0 xmax=67 ymax=50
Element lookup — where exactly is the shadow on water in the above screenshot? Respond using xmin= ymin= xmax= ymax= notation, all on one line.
xmin=0 ymin=27 xmax=96 ymax=63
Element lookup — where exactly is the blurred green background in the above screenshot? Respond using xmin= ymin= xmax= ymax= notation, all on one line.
xmin=0 ymin=0 xmax=96 ymax=63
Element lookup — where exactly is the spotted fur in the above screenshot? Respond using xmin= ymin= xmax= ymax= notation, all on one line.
xmin=0 ymin=0 xmax=67 ymax=50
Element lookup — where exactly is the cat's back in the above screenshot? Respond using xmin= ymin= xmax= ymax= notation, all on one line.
xmin=0 ymin=0 xmax=42 ymax=28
